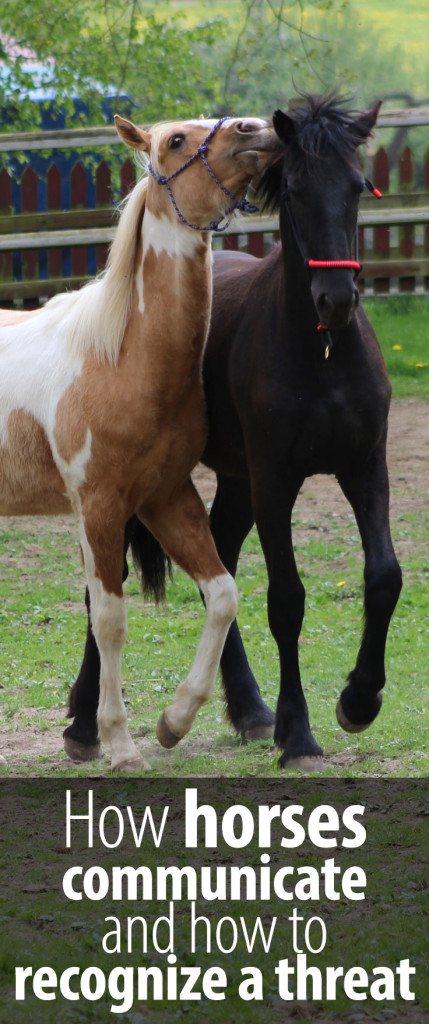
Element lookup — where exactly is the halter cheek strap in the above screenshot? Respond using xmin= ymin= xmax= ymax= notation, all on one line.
xmin=148 ymin=116 xmax=259 ymax=233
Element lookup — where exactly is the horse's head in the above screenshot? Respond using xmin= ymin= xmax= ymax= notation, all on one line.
xmin=268 ymin=94 xmax=382 ymax=329
xmin=115 ymin=114 xmax=277 ymax=232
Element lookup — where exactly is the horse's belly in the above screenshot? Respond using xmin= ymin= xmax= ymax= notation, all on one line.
xmin=0 ymin=409 xmax=72 ymax=516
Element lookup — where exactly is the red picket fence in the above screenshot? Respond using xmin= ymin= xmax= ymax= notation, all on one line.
xmin=0 ymin=129 xmax=428 ymax=305
xmin=214 ymin=143 xmax=429 ymax=296
xmin=0 ymin=156 xmax=137 ymax=306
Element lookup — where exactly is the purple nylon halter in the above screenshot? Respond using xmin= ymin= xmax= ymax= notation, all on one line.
xmin=148 ymin=116 xmax=259 ymax=232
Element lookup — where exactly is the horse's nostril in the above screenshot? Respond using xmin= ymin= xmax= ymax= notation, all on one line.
xmin=236 ymin=120 xmax=257 ymax=134
xmin=319 ymin=293 xmax=333 ymax=317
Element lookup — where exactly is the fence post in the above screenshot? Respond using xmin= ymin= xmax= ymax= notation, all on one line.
xmin=47 ymin=162 xmax=63 ymax=284
xmin=373 ymin=147 xmax=390 ymax=294
xmin=70 ymin=161 xmax=88 ymax=279
xmin=222 ymin=232 xmax=238 ymax=252
xmin=120 ymin=157 xmax=136 ymax=199
xmin=0 ymin=167 xmax=13 ymax=307
xmin=21 ymin=166 xmax=39 ymax=308
xmin=248 ymin=232 xmax=264 ymax=258
xmin=399 ymin=145 xmax=415 ymax=293
xmin=95 ymin=159 xmax=111 ymax=272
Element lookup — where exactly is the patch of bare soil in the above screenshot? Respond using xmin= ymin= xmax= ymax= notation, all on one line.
xmin=0 ymin=399 xmax=428 ymax=773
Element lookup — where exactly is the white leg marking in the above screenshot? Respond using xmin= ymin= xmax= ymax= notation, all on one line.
xmin=161 ymin=573 xmax=238 ymax=739
xmin=79 ymin=527 xmax=143 ymax=771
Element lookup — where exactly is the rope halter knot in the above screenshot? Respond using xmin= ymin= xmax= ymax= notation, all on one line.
xmin=148 ymin=116 xmax=259 ymax=233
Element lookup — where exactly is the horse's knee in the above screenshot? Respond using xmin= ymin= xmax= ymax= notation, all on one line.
xmin=267 ymin=577 xmax=305 ymax=641
xmin=201 ymin=573 xmax=238 ymax=626
xmin=91 ymin=591 xmax=128 ymax=651
xmin=365 ymin=558 xmax=402 ymax=618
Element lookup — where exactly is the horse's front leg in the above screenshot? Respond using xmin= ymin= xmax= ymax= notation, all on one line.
xmin=210 ymin=474 xmax=275 ymax=739
xmin=64 ymin=519 xmax=135 ymax=763
xmin=252 ymin=471 xmax=323 ymax=769
xmin=141 ymin=479 xmax=238 ymax=747
xmin=336 ymin=445 xmax=402 ymax=732
xmin=76 ymin=512 xmax=147 ymax=772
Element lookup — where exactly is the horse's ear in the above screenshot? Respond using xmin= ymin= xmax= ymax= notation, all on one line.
xmin=114 ymin=114 xmax=151 ymax=152
xmin=273 ymin=109 xmax=295 ymax=145
xmin=354 ymin=100 xmax=383 ymax=142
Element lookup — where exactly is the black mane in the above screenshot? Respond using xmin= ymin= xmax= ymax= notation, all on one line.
xmin=257 ymin=92 xmax=374 ymax=212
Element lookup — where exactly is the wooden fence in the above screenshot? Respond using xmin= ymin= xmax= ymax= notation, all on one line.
xmin=0 ymin=110 xmax=428 ymax=305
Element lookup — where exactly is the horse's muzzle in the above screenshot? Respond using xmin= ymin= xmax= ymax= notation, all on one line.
xmin=232 ymin=121 xmax=278 ymax=172
xmin=311 ymin=272 xmax=360 ymax=329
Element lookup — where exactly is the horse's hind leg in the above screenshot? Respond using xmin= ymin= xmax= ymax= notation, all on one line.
xmin=63 ymin=585 xmax=101 ymax=761
xmin=141 ymin=479 xmax=238 ymax=747
xmin=64 ymin=521 xmax=134 ymax=763
xmin=210 ymin=474 xmax=275 ymax=739
xmin=337 ymin=446 xmax=402 ymax=732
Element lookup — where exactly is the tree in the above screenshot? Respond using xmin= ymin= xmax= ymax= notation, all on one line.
xmin=0 ymin=0 xmax=226 ymax=130
xmin=0 ymin=0 xmax=352 ymax=131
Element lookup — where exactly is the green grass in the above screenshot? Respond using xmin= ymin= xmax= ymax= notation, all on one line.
xmin=364 ymin=296 xmax=429 ymax=399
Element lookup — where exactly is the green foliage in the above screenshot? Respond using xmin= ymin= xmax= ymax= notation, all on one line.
xmin=0 ymin=0 xmax=427 ymax=132
xmin=198 ymin=1 xmax=428 ymax=113
xmin=0 ymin=0 xmax=226 ymax=130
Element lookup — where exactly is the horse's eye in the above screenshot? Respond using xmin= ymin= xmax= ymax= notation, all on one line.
xmin=169 ymin=134 xmax=185 ymax=150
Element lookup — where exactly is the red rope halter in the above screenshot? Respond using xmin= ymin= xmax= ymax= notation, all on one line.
xmin=307 ymin=259 xmax=362 ymax=271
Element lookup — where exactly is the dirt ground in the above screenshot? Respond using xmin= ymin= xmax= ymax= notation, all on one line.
xmin=0 ymin=398 xmax=428 ymax=771
xmin=195 ymin=396 xmax=429 ymax=543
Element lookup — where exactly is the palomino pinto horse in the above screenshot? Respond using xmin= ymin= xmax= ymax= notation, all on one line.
xmin=68 ymin=95 xmax=402 ymax=770
xmin=0 ymin=112 xmax=276 ymax=771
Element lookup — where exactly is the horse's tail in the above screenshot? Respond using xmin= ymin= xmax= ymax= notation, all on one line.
xmin=129 ymin=517 xmax=173 ymax=603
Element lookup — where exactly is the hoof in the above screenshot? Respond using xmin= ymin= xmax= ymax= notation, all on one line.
xmin=281 ymin=755 xmax=325 ymax=772
xmin=156 ymin=712 xmax=182 ymax=749
xmin=236 ymin=701 xmax=275 ymax=740
xmin=113 ymin=755 xmax=151 ymax=773
xmin=336 ymin=691 xmax=382 ymax=734
xmin=244 ymin=723 xmax=275 ymax=740
xmin=64 ymin=736 xmax=102 ymax=762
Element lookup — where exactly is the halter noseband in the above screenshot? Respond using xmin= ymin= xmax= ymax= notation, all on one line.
xmin=148 ymin=116 xmax=259 ymax=233
xmin=282 ymin=177 xmax=382 ymax=358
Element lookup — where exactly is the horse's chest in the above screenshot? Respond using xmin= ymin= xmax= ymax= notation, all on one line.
xmin=122 ymin=392 xmax=208 ymax=510
xmin=293 ymin=388 xmax=384 ymax=476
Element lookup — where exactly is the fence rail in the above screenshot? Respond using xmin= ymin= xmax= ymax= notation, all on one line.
xmin=0 ymin=110 xmax=428 ymax=305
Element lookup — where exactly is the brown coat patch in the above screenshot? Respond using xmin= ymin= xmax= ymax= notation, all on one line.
xmin=0 ymin=410 xmax=71 ymax=515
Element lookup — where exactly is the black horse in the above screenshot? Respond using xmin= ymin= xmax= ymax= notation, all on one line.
xmin=64 ymin=94 xmax=402 ymax=769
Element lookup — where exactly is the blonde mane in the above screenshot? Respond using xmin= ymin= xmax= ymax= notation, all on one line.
xmin=64 ymin=175 xmax=149 ymax=366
